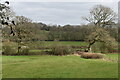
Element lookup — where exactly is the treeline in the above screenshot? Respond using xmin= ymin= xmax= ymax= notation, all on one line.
xmin=2 ymin=19 xmax=118 ymax=42
xmin=46 ymin=24 xmax=118 ymax=41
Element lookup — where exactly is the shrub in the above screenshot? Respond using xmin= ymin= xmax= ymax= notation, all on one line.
xmin=3 ymin=45 xmax=17 ymax=55
xmin=51 ymin=45 xmax=73 ymax=56
xmin=74 ymin=50 xmax=84 ymax=55
xmin=81 ymin=53 xmax=104 ymax=59
xmin=91 ymin=42 xmax=117 ymax=53
xmin=20 ymin=48 xmax=29 ymax=55
xmin=19 ymin=46 xmax=29 ymax=55
xmin=29 ymin=51 xmax=48 ymax=55
xmin=92 ymin=42 xmax=107 ymax=53
xmin=2 ymin=41 xmax=18 ymax=55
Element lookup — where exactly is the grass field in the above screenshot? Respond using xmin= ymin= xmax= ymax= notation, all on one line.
xmin=28 ymin=41 xmax=88 ymax=53
xmin=2 ymin=54 xmax=118 ymax=78
xmin=34 ymin=41 xmax=88 ymax=46
xmin=2 ymin=41 xmax=119 ymax=78
xmin=27 ymin=41 xmax=88 ymax=49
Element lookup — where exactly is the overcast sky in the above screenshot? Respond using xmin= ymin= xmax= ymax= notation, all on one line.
xmin=10 ymin=1 xmax=118 ymax=25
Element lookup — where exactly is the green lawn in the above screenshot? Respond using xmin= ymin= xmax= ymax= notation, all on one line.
xmin=105 ymin=54 xmax=118 ymax=61
xmin=2 ymin=54 xmax=118 ymax=78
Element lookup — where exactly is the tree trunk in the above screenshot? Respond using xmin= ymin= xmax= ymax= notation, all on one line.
xmin=87 ymin=44 xmax=92 ymax=52
xmin=85 ymin=40 xmax=96 ymax=52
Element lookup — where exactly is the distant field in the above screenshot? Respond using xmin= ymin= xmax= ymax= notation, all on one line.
xmin=28 ymin=41 xmax=88 ymax=53
xmin=43 ymin=41 xmax=88 ymax=46
xmin=28 ymin=41 xmax=88 ymax=49
xmin=2 ymin=54 xmax=118 ymax=78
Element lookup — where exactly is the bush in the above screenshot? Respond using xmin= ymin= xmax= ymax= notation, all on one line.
xmin=19 ymin=46 xmax=29 ymax=55
xmin=92 ymin=42 xmax=117 ymax=53
xmin=3 ymin=45 xmax=17 ymax=55
xmin=51 ymin=45 xmax=73 ymax=56
xmin=2 ymin=41 xmax=18 ymax=55
xmin=81 ymin=53 xmax=104 ymax=59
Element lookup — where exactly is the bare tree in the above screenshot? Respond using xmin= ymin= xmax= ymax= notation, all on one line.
xmin=83 ymin=5 xmax=117 ymax=52
xmin=14 ymin=16 xmax=32 ymax=54
xmin=83 ymin=5 xmax=116 ymax=27
xmin=15 ymin=16 xmax=32 ymax=24
xmin=0 ymin=1 xmax=16 ymax=36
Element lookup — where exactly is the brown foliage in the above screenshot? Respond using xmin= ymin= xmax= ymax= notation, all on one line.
xmin=81 ymin=53 xmax=104 ymax=59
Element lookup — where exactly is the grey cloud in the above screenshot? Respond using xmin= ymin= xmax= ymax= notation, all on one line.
xmin=10 ymin=2 xmax=117 ymax=25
